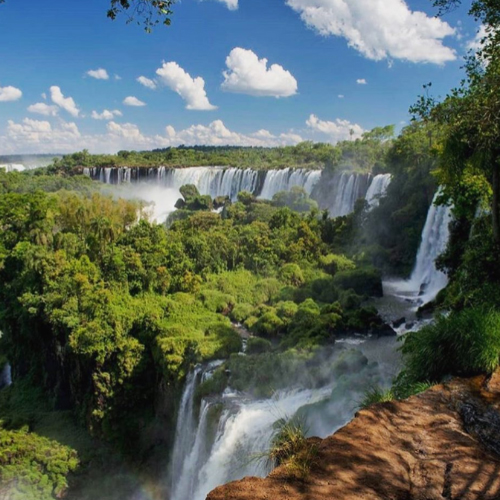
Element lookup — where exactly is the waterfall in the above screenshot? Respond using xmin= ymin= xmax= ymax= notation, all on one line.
xmin=86 ymin=167 xmax=391 ymax=222
xmin=365 ymin=174 xmax=392 ymax=209
xmin=85 ymin=166 xmax=322 ymax=223
xmin=86 ymin=166 xmax=320 ymax=201
xmin=0 ymin=364 xmax=12 ymax=389
xmin=170 ymin=360 xmax=224 ymax=500
xmin=258 ymin=168 xmax=321 ymax=200
xmin=189 ymin=389 xmax=320 ymax=500
xmin=170 ymin=339 xmax=399 ymax=500
xmin=0 ymin=164 xmax=26 ymax=172
xmin=388 ymin=190 xmax=452 ymax=306
xmin=324 ymin=172 xmax=373 ymax=217
xmin=170 ymin=367 xmax=203 ymax=488
xmin=407 ymin=193 xmax=452 ymax=304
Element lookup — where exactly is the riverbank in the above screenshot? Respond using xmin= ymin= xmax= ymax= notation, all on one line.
xmin=207 ymin=370 xmax=500 ymax=500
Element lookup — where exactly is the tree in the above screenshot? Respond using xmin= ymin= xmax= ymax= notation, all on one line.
xmin=416 ymin=1 xmax=500 ymax=245
xmin=0 ymin=0 xmax=175 ymax=32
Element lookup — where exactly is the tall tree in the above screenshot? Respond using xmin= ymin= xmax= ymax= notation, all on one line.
xmin=421 ymin=0 xmax=500 ymax=245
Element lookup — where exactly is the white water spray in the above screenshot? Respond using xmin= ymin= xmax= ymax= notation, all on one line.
xmin=365 ymin=174 xmax=392 ymax=209
xmin=388 ymin=190 xmax=452 ymax=307
xmin=170 ymin=338 xmax=399 ymax=500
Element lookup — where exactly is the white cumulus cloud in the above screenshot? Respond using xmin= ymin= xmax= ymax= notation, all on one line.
xmin=91 ymin=109 xmax=123 ymax=120
xmin=137 ymin=76 xmax=157 ymax=90
xmin=356 ymin=79 xmax=367 ymax=85
xmin=286 ymin=0 xmax=456 ymax=64
xmin=156 ymin=62 xmax=217 ymax=110
xmin=50 ymin=86 xmax=80 ymax=117
xmin=164 ymin=120 xmax=302 ymax=147
xmin=87 ymin=68 xmax=110 ymax=80
xmin=0 ymin=117 xmax=303 ymax=154
xmin=0 ymin=85 xmax=22 ymax=102
xmin=467 ymin=25 xmax=488 ymax=52
xmin=222 ymin=48 xmax=298 ymax=98
xmin=3 ymin=118 xmax=81 ymax=151
xmin=28 ymin=102 xmax=59 ymax=116
xmin=123 ymin=96 xmax=146 ymax=107
xmin=306 ymin=114 xmax=364 ymax=143
xmin=213 ymin=0 xmax=238 ymax=10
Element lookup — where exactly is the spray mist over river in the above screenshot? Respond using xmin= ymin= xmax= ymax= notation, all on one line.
xmin=169 ymin=337 xmax=401 ymax=500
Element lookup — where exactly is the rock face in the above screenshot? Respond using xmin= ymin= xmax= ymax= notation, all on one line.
xmin=207 ymin=372 xmax=500 ymax=500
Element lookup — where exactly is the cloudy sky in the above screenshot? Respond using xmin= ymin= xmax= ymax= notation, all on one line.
xmin=0 ymin=0 xmax=481 ymax=153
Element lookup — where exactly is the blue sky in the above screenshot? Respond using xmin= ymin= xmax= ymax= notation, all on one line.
xmin=0 ymin=0 xmax=481 ymax=153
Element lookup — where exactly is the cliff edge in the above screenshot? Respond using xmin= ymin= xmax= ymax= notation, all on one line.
xmin=207 ymin=371 xmax=500 ymax=500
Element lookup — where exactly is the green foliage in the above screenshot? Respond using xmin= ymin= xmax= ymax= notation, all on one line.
xmin=319 ymin=253 xmax=356 ymax=275
xmin=396 ymin=308 xmax=500 ymax=388
xmin=359 ymin=386 xmax=395 ymax=408
xmin=333 ymin=268 xmax=383 ymax=297
xmin=267 ymin=416 xmax=309 ymax=468
xmin=199 ymin=290 xmax=235 ymax=313
xmin=227 ymin=350 xmax=314 ymax=398
xmin=251 ymin=311 xmax=285 ymax=338
xmin=272 ymin=187 xmax=318 ymax=213
xmin=230 ymin=303 xmax=254 ymax=323
xmin=195 ymin=368 xmax=228 ymax=401
xmin=246 ymin=337 xmax=273 ymax=355
xmin=0 ymin=426 xmax=79 ymax=500
xmin=279 ymin=263 xmax=305 ymax=286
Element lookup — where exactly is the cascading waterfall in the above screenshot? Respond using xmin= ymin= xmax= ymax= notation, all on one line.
xmin=169 ymin=367 xmax=203 ymax=489
xmin=0 ymin=164 xmax=26 ymax=172
xmin=323 ymin=171 xmax=374 ymax=217
xmin=258 ymin=168 xmax=322 ymax=200
xmin=0 ymin=364 xmax=12 ymax=389
xmin=86 ymin=167 xmax=391 ymax=223
xmin=407 ymin=193 xmax=452 ymax=303
xmin=365 ymin=174 xmax=392 ymax=209
xmin=85 ymin=166 xmax=323 ymax=223
xmin=85 ymin=166 xmax=321 ymax=202
xmin=170 ymin=338 xmax=399 ymax=500
xmin=388 ymin=190 xmax=452 ymax=306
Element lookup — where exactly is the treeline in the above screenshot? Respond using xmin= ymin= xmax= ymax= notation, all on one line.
xmin=47 ymin=125 xmax=394 ymax=173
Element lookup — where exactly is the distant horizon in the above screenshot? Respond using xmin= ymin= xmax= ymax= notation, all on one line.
xmin=0 ymin=0 xmax=481 ymax=154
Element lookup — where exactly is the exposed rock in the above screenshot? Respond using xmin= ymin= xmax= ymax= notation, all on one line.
xmin=392 ymin=317 xmax=406 ymax=329
xmin=372 ymin=322 xmax=397 ymax=337
xmin=207 ymin=372 xmax=500 ymax=500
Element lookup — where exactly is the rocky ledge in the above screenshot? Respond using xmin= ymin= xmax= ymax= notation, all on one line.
xmin=207 ymin=371 xmax=500 ymax=500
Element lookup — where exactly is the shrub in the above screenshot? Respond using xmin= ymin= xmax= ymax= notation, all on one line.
xmin=179 ymin=184 xmax=200 ymax=200
xmin=359 ymin=386 xmax=395 ymax=408
xmin=230 ymin=303 xmax=254 ymax=323
xmin=319 ymin=254 xmax=356 ymax=276
xmin=333 ymin=268 xmax=383 ymax=297
xmin=195 ymin=368 xmax=227 ymax=401
xmin=396 ymin=308 xmax=500 ymax=388
xmin=0 ymin=426 xmax=79 ymax=500
xmin=246 ymin=337 xmax=273 ymax=355
xmin=244 ymin=316 xmax=259 ymax=330
xmin=279 ymin=263 xmax=305 ymax=287
xmin=252 ymin=311 xmax=285 ymax=337
xmin=275 ymin=301 xmax=299 ymax=323
xmin=267 ymin=416 xmax=317 ymax=479
xmin=338 ymin=289 xmax=362 ymax=310
xmin=199 ymin=290 xmax=235 ymax=313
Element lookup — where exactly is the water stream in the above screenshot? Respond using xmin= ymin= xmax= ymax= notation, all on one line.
xmin=85 ymin=167 xmax=391 ymax=222
xmin=386 ymin=191 xmax=452 ymax=309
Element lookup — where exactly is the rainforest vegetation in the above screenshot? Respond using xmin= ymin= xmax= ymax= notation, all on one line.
xmin=1 ymin=2 xmax=500 ymax=498
xmin=48 ymin=126 xmax=394 ymax=173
